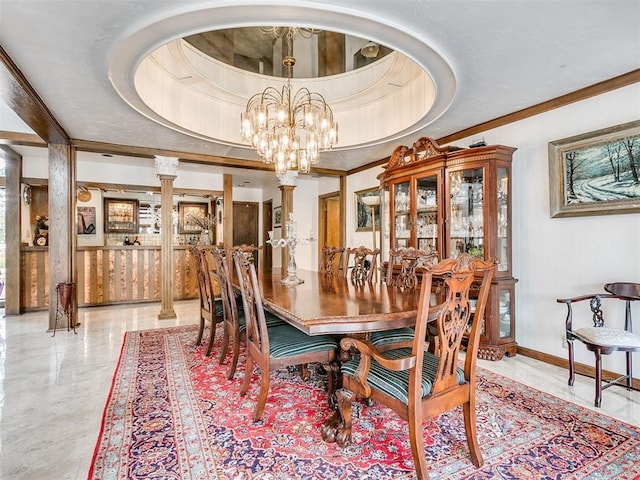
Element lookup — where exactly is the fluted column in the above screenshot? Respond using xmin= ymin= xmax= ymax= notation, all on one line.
xmin=155 ymin=156 xmax=178 ymax=320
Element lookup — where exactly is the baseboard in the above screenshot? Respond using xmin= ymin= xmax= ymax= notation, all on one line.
xmin=516 ymin=346 xmax=640 ymax=391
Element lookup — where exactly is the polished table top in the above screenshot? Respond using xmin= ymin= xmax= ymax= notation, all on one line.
xmin=256 ymin=268 xmax=419 ymax=335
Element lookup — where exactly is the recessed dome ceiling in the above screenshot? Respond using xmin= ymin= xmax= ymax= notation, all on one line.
xmin=108 ymin=4 xmax=457 ymax=154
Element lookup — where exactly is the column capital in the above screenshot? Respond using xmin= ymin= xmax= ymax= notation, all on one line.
xmin=157 ymin=173 xmax=177 ymax=182
xmin=277 ymin=170 xmax=298 ymax=186
xmin=154 ymin=155 xmax=179 ymax=176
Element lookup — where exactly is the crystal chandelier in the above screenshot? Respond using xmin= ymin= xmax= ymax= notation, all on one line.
xmin=240 ymin=27 xmax=338 ymax=177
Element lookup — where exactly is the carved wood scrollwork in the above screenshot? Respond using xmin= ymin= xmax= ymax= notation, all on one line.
xmin=383 ymin=137 xmax=452 ymax=170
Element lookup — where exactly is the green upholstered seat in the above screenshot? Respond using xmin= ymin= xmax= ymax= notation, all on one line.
xmin=267 ymin=324 xmax=339 ymax=359
xmin=238 ymin=310 xmax=285 ymax=332
xmin=341 ymin=347 xmax=465 ymax=404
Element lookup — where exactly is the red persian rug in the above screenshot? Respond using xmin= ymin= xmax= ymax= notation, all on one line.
xmin=89 ymin=325 xmax=640 ymax=479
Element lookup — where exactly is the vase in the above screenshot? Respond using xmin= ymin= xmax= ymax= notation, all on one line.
xmin=200 ymin=230 xmax=210 ymax=245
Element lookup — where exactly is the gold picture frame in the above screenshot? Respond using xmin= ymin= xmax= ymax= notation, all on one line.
xmin=104 ymin=199 xmax=138 ymax=233
xmin=549 ymin=120 xmax=640 ymax=218
xmin=178 ymin=202 xmax=209 ymax=233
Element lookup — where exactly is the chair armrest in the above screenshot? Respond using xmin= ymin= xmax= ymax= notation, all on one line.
xmin=557 ymin=293 xmax=611 ymax=304
xmin=340 ymin=337 xmax=417 ymax=371
xmin=340 ymin=336 xmax=416 ymax=398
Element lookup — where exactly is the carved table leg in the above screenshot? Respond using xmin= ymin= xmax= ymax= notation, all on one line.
xmin=321 ymin=388 xmax=353 ymax=446
xmin=324 ymin=361 xmax=341 ymax=409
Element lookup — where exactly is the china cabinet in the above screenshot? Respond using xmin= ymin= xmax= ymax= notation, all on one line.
xmin=378 ymin=137 xmax=517 ymax=360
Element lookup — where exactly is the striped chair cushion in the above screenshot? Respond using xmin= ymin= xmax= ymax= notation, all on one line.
xmin=341 ymin=348 xmax=465 ymax=404
xmin=369 ymin=328 xmax=415 ymax=347
xmin=267 ymin=324 xmax=338 ymax=359
xmin=214 ymin=299 xmax=225 ymax=318
xmin=238 ymin=311 xmax=285 ymax=332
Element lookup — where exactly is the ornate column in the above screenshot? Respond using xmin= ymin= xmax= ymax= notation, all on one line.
xmin=278 ymin=171 xmax=297 ymax=271
xmin=155 ymin=155 xmax=178 ymax=320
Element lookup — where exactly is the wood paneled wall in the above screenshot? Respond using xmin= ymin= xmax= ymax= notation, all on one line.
xmin=20 ymin=245 xmax=199 ymax=310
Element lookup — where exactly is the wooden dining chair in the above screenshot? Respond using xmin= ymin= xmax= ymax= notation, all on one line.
xmin=557 ymin=281 xmax=640 ymax=407
xmin=369 ymin=247 xmax=437 ymax=352
xmin=232 ymin=249 xmax=339 ymax=422
xmin=345 ymin=245 xmax=380 ymax=283
xmin=321 ymin=246 xmax=345 ymax=275
xmin=209 ymin=247 xmax=245 ymax=378
xmin=190 ymin=246 xmax=222 ymax=356
xmin=210 ymin=246 xmax=286 ymax=379
xmin=322 ymin=254 xmax=496 ymax=480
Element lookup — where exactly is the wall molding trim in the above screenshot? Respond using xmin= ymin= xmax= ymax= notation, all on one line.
xmin=517 ymin=346 xmax=640 ymax=391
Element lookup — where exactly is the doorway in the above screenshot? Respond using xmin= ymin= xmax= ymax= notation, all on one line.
xmin=318 ymin=191 xmax=342 ymax=266
xmin=233 ymin=201 xmax=259 ymax=263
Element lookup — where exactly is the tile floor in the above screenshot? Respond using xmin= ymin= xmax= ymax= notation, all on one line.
xmin=0 ymin=301 xmax=638 ymax=479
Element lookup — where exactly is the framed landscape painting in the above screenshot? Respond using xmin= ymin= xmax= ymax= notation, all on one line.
xmin=548 ymin=120 xmax=640 ymax=217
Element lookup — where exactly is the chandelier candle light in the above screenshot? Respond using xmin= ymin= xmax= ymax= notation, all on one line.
xmin=267 ymin=213 xmax=316 ymax=286
xmin=240 ymin=27 xmax=338 ymax=177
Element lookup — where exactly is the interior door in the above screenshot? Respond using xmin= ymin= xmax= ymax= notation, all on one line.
xmin=233 ymin=201 xmax=259 ymax=264
xmin=318 ymin=192 xmax=342 ymax=268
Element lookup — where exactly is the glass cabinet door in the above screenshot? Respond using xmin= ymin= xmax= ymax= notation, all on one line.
xmin=415 ymin=175 xmax=438 ymax=256
xmin=496 ymin=166 xmax=510 ymax=272
xmin=498 ymin=288 xmax=512 ymax=339
xmin=448 ymin=168 xmax=484 ymax=258
xmin=380 ymin=186 xmax=390 ymax=262
xmin=393 ymin=181 xmax=411 ymax=248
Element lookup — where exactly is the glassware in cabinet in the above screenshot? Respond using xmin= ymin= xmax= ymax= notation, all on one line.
xmin=392 ymin=181 xmax=411 ymax=248
xmin=496 ymin=166 xmax=510 ymax=272
xmin=416 ymin=176 xmax=439 ymax=256
xmin=447 ymin=167 xmax=484 ymax=259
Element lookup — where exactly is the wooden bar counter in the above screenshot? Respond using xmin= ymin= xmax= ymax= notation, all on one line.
xmin=20 ymin=245 xmax=200 ymax=311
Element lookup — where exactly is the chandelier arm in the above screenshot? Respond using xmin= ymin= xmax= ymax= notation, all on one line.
xmin=245 ymin=87 xmax=288 ymax=110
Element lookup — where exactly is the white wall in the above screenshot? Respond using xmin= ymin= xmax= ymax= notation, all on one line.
xmin=342 ymin=83 xmax=640 ymax=375
xmin=463 ymin=83 xmax=640 ymax=375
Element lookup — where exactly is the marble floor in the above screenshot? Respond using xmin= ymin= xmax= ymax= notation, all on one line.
xmin=0 ymin=301 xmax=638 ymax=479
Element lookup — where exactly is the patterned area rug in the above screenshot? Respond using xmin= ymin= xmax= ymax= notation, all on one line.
xmin=89 ymin=325 xmax=640 ymax=479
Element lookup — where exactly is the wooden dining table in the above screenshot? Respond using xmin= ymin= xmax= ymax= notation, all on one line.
xmin=255 ymin=268 xmax=420 ymax=335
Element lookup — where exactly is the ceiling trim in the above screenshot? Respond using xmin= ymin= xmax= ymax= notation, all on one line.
xmin=70 ymin=138 xmax=347 ymax=177
xmin=0 ymin=45 xmax=69 ymax=145
xmin=437 ymin=69 xmax=640 ymax=147
xmin=0 ymin=130 xmax=46 ymax=147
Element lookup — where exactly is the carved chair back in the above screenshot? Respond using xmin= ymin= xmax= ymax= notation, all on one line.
xmin=345 ymin=245 xmax=380 ymax=283
xmin=322 ymin=246 xmax=345 ymax=275
xmin=385 ymin=246 xmax=437 ymax=290
xmin=189 ymin=246 xmax=218 ymax=355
